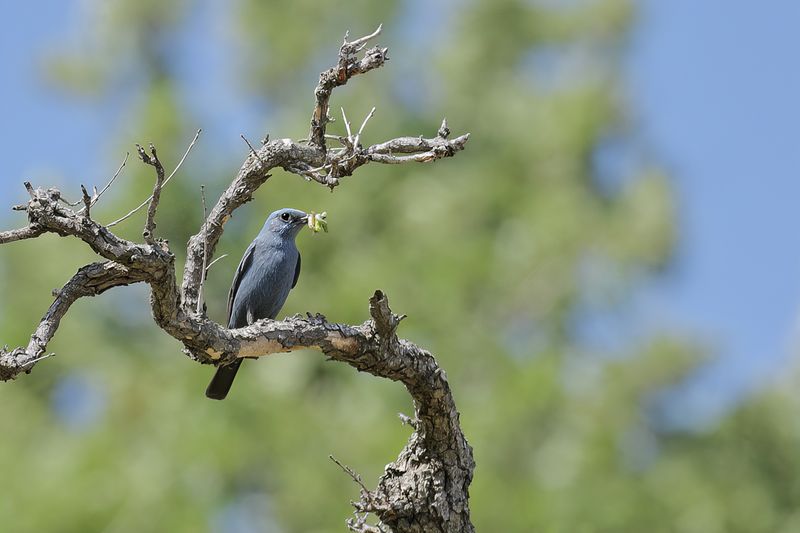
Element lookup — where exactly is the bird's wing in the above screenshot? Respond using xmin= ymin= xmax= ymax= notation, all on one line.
xmin=292 ymin=252 xmax=301 ymax=289
xmin=227 ymin=241 xmax=257 ymax=325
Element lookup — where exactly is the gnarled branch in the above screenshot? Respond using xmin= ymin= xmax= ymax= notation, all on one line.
xmin=309 ymin=24 xmax=388 ymax=150
xmin=139 ymin=143 xmax=166 ymax=244
xmin=0 ymin=25 xmax=473 ymax=533
xmin=0 ymin=261 xmax=147 ymax=381
xmin=0 ymin=224 xmax=45 ymax=244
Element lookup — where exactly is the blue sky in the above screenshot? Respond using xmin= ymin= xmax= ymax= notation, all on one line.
xmin=1 ymin=0 xmax=799 ymax=428
xmin=627 ymin=0 xmax=800 ymax=426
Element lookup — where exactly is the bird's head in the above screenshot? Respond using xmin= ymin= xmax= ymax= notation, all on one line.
xmin=263 ymin=208 xmax=309 ymax=239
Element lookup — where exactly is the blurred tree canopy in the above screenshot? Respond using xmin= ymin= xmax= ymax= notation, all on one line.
xmin=1 ymin=1 xmax=798 ymax=532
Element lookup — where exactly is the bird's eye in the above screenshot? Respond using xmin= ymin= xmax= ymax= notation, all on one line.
xmin=280 ymin=212 xmax=291 ymax=222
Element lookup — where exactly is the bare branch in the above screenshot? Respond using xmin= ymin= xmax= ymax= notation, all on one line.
xmin=136 ymin=143 xmax=166 ymax=244
xmin=214 ymin=292 xmax=474 ymax=532
xmin=346 ymin=23 xmax=383 ymax=52
xmin=1 ymin=184 xmax=176 ymax=281
xmin=107 ymin=129 xmax=201 ymax=228
xmin=330 ymin=455 xmax=372 ymax=497
xmin=285 ymin=127 xmax=470 ymax=188
xmin=0 ymin=261 xmax=147 ymax=380
xmin=341 ymin=107 xmax=353 ymax=138
xmin=0 ymin=224 xmax=45 ymax=245
xmin=353 ymin=106 xmax=376 ymax=149
xmin=367 ymin=131 xmax=470 ymax=156
xmin=21 ymin=352 xmax=55 ymax=368
xmin=309 ymin=25 xmax=389 ymax=149
xmin=367 ymin=132 xmax=470 ymax=163
xmin=366 ymin=149 xmax=463 ymax=164
xmin=240 ymin=133 xmax=267 ymax=169
xmin=197 ymin=185 xmax=208 ymax=314
xmin=1 ymin=29 xmax=474 ymax=532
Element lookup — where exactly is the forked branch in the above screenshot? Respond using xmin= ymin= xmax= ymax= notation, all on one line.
xmin=309 ymin=24 xmax=389 ymax=150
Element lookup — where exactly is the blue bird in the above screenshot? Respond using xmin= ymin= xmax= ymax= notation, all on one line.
xmin=205 ymin=208 xmax=308 ymax=400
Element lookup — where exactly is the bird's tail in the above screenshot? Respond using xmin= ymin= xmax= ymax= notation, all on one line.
xmin=205 ymin=359 xmax=243 ymax=400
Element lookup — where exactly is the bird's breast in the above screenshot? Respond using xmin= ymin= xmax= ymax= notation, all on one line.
xmin=234 ymin=244 xmax=297 ymax=323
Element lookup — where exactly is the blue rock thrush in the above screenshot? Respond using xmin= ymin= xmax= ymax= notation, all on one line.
xmin=205 ymin=208 xmax=308 ymax=400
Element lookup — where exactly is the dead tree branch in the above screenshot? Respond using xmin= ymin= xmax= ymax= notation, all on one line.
xmin=0 ymin=25 xmax=473 ymax=533
xmin=0 ymin=261 xmax=147 ymax=381
xmin=0 ymin=224 xmax=45 ymax=244
xmin=76 ymin=152 xmax=129 ymax=216
xmin=138 ymin=143 xmax=166 ymax=244
xmin=309 ymin=24 xmax=388 ymax=150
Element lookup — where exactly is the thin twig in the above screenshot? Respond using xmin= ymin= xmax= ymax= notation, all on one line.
xmin=205 ymin=254 xmax=228 ymax=273
xmin=107 ymin=129 xmax=201 ymax=228
xmin=240 ymin=134 xmax=266 ymax=168
xmin=59 ymin=196 xmax=83 ymax=207
xmin=240 ymin=134 xmax=259 ymax=156
xmin=324 ymin=134 xmax=354 ymax=152
xmin=78 ymin=152 xmax=129 ymax=214
xmin=197 ymin=185 xmax=208 ymax=314
xmin=346 ymin=24 xmax=383 ymax=53
xmin=329 ymin=455 xmax=371 ymax=496
xmin=341 ymin=107 xmax=353 ymax=139
xmin=303 ymin=152 xmax=359 ymax=179
xmin=353 ymin=107 xmax=376 ymax=148
xmin=22 ymin=352 xmax=55 ymax=367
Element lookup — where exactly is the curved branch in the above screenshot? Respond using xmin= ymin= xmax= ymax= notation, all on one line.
xmin=338 ymin=291 xmax=475 ymax=532
xmin=2 ymin=183 xmax=169 ymax=270
xmin=0 ymin=261 xmax=147 ymax=380
xmin=309 ymin=25 xmax=388 ymax=150
xmin=171 ymin=291 xmax=477 ymax=532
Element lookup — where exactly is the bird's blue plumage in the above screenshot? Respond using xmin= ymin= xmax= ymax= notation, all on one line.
xmin=206 ymin=208 xmax=307 ymax=400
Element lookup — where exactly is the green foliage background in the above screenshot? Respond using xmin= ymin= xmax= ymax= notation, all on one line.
xmin=0 ymin=1 xmax=796 ymax=532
